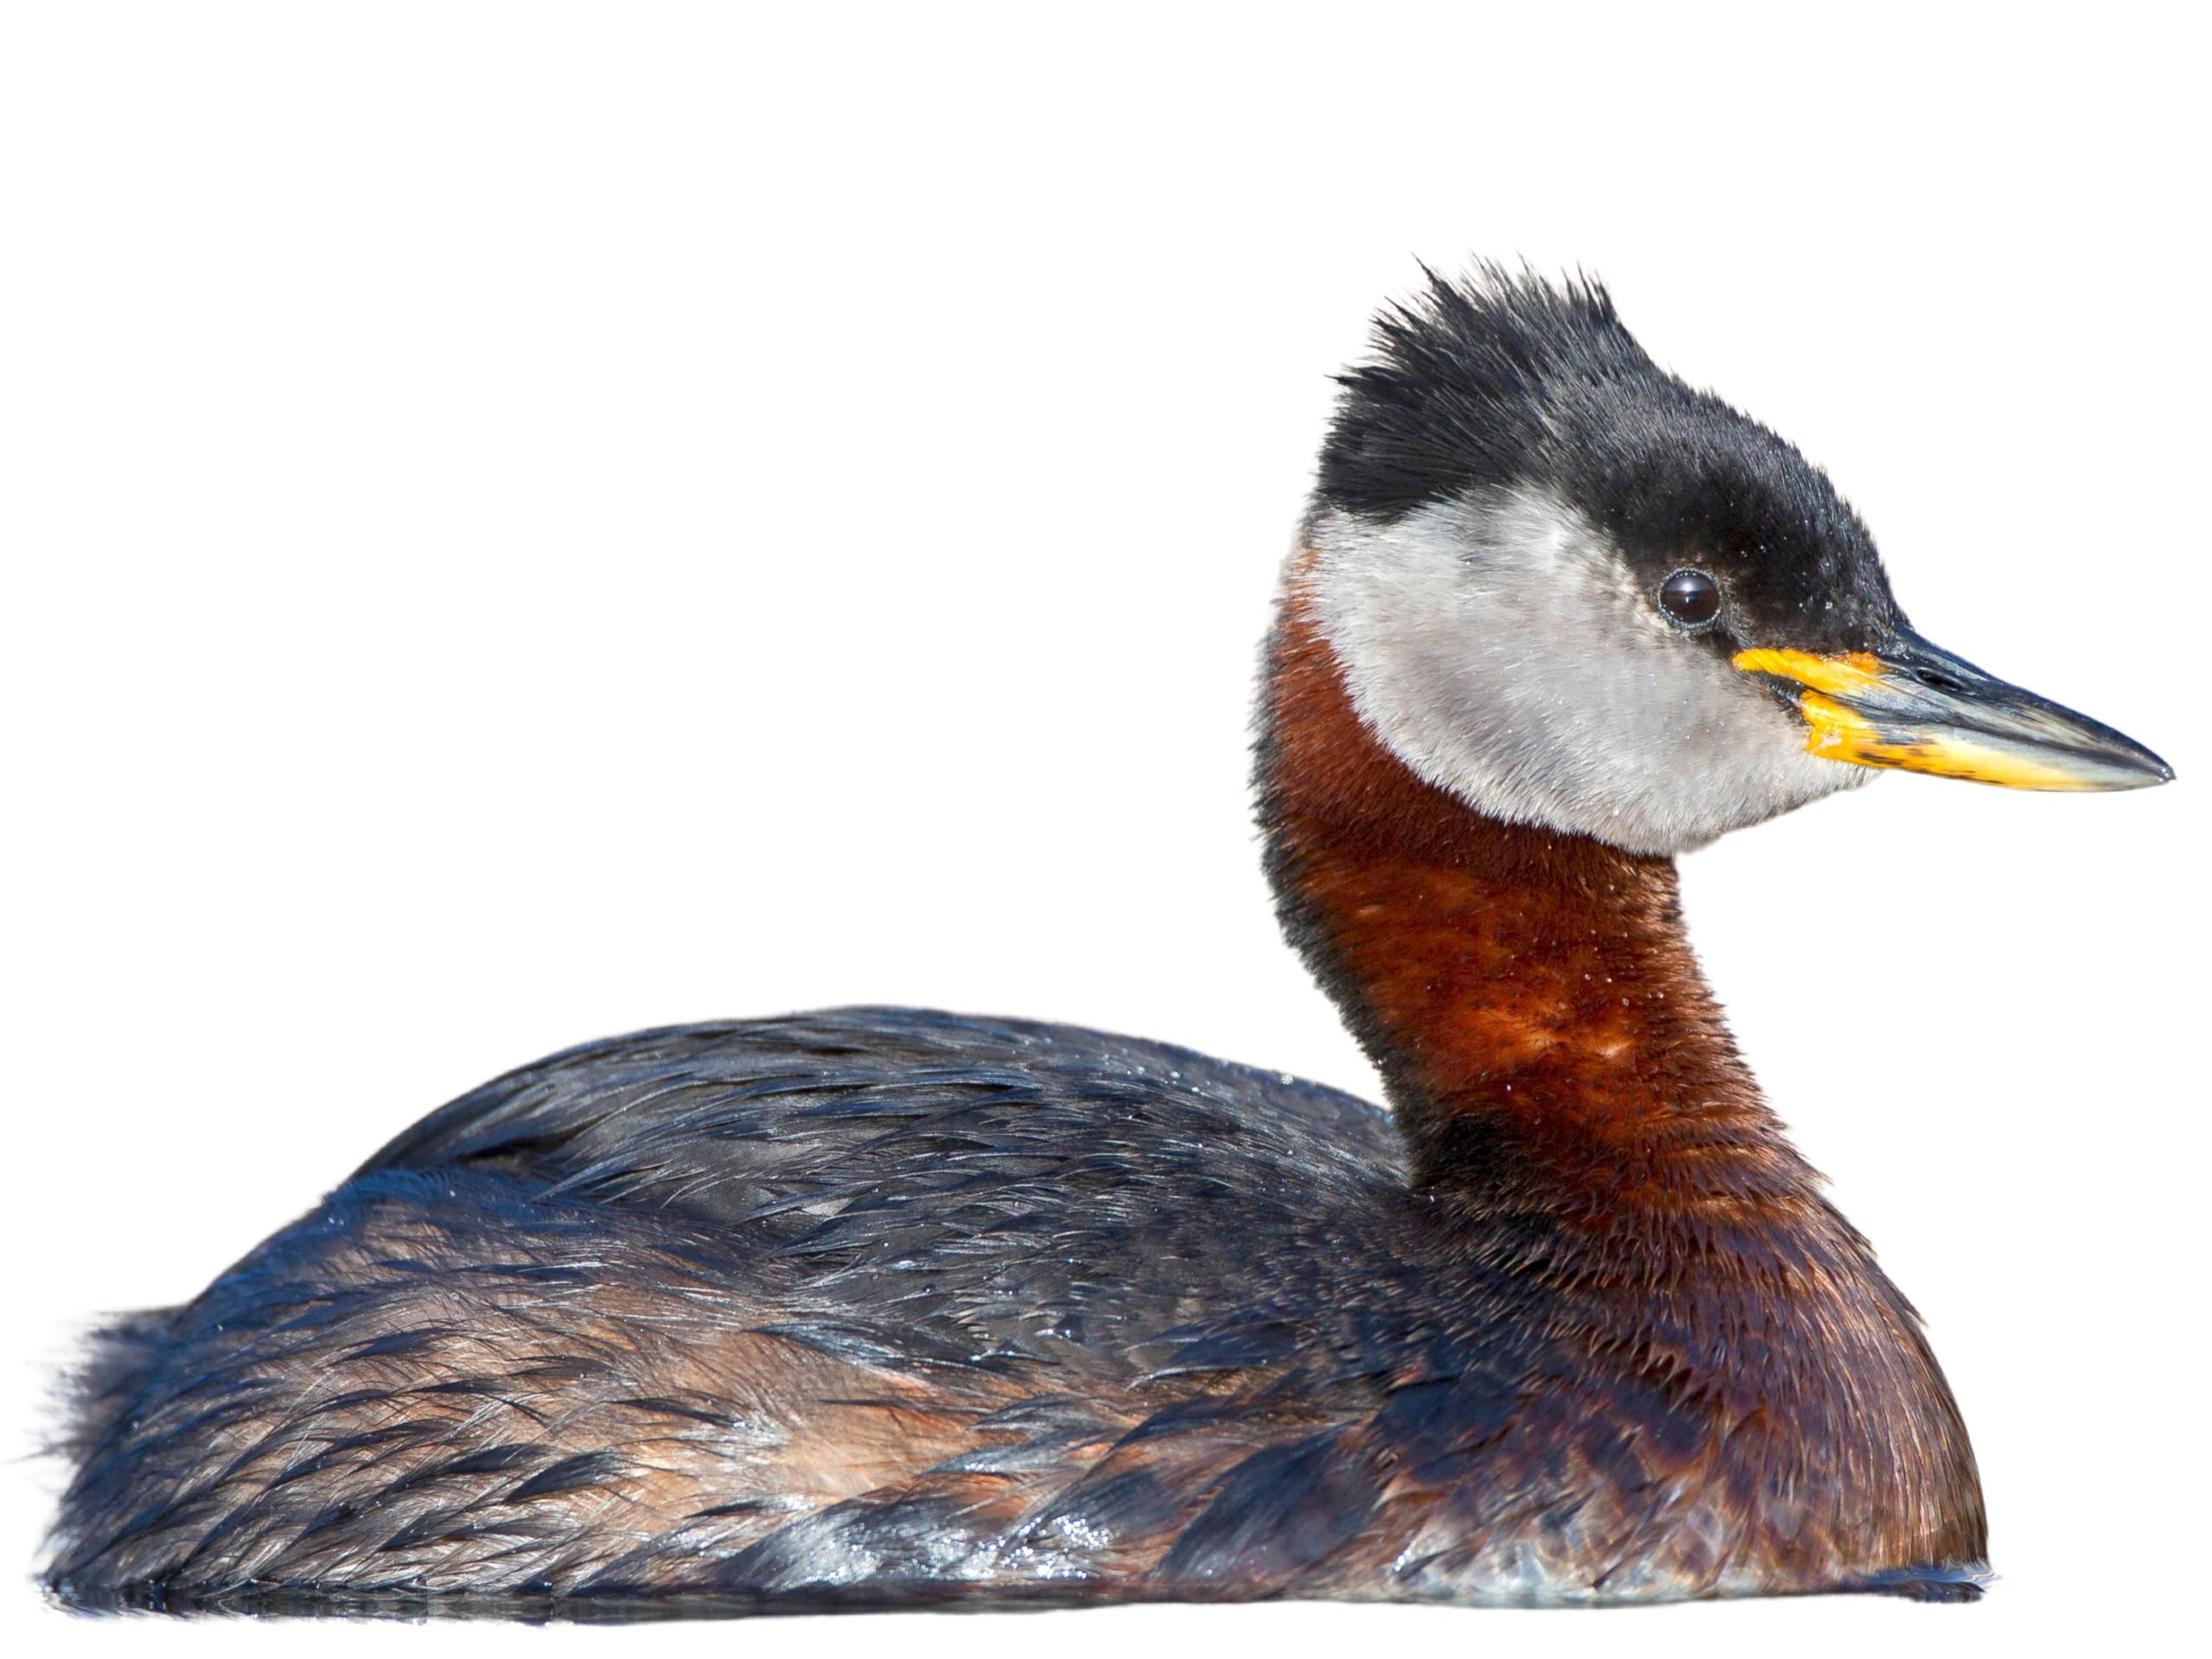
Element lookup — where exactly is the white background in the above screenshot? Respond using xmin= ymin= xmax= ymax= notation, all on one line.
xmin=3 ymin=4 xmax=2205 ymax=1656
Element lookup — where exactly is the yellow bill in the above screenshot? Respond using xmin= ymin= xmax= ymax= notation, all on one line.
xmin=1733 ymin=637 xmax=2171 ymax=792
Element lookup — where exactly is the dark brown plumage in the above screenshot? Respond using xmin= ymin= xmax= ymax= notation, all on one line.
xmin=1256 ymin=584 xmax=1986 ymax=1589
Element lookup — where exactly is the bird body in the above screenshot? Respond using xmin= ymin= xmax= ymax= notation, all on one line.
xmin=43 ymin=269 xmax=2168 ymax=1614
xmin=42 ymin=1005 xmax=1980 ymax=1610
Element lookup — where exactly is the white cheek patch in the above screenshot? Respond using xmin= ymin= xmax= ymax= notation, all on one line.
xmin=1302 ymin=492 xmax=1867 ymax=856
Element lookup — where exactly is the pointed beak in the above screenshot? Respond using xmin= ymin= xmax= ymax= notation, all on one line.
xmin=1732 ymin=633 xmax=2173 ymax=791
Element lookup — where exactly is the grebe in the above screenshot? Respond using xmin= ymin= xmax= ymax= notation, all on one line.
xmin=45 ymin=268 xmax=2170 ymax=1615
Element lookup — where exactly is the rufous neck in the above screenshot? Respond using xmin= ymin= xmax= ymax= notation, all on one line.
xmin=1258 ymin=584 xmax=1814 ymax=1203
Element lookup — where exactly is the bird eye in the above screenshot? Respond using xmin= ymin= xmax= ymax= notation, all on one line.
xmin=1658 ymin=568 xmax=1721 ymax=627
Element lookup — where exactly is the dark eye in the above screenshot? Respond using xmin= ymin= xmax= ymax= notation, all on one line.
xmin=1658 ymin=568 xmax=1721 ymax=627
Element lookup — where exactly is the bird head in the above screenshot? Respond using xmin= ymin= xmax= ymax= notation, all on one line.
xmin=1298 ymin=266 xmax=2170 ymax=856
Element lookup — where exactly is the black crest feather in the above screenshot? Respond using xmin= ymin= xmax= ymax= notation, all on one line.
xmin=1317 ymin=263 xmax=1648 ymax=520
xmin=1316 ymin=263 xmax=1899 ymax=650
